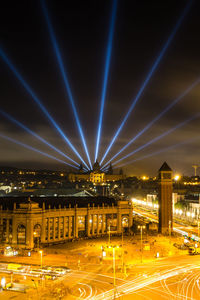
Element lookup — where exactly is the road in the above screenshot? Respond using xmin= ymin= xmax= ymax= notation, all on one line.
xmin=1 ymin=254 xmax=200 ymax=299
xmin=133 ymin=206 xmax=200 ymax=239
xmin=1 ymin=207 xmax=200 ymax=299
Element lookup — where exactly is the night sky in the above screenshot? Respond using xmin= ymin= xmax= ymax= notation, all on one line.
xmin=0 ymin=0 xmax=200 ymax=176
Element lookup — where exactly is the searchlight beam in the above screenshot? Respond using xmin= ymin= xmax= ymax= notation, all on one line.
xmin=0 ymin=133 xmax=78 ymax=169
xmin=95 ymin=0 xmax=118 ymax=162
xmin=0 ymin=109 xmax=79 ymax=166
xmin=100 ymin=0 xmax=193 ymax=165
xmin=42 ymin=0 xmax=92 ymax=169
xmin=0 ymin=49 xmax=89 ymax=170
xmin=113 ymin=113 xmax=199 ymax=166
xmin=102 ymin=76 xmax=200 ymax=169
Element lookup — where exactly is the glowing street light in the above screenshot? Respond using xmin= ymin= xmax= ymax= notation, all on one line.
xmin=174 ymin=174 xmax=180 ymax=181
xmin=1 ymin=277 xmax=6 ymax=289
xmin=109 ymin=245 xmax=119 ymax=299
xmin=138 ymin=225 xmax=145 ymax=263
xmin=39 ymin=250 xmax=43 ymax=269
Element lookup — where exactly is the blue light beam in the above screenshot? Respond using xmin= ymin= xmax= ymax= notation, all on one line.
xmin=113 ymin=113 xmax=200 ymax=166
xmin=0 ymin=133 xmax=79 ymax=169
xmin=42 ymin=0 xmax=92 ymax=170
xmin=94 ymin=0 xmax=118 ymax=162
xmin=102 ymin=76 xmax=200 ymax=169
xmin=0 ymin=109 xmax=79 ymax=166
xmin=100 ymin=0 xmax=193 ymax=165
xmin=0 ymin=49 xmax=89 ymax=170
xmin=116 ymin=136 xmax=200 ymax=168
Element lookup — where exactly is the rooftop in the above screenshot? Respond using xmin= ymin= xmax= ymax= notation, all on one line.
xmin=0 ymin=196 xmax=117 ymax=210
xmin=159 ymin=162 xmax=172 ymax=172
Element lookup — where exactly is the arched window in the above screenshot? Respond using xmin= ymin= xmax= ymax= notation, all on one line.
xmin=122 ymin=216 xmax=129 ymax=228
xmin=17 ymin=224 xmax=26 ymax=244
xmin=33 ymin=224 xmax=41 ymax=237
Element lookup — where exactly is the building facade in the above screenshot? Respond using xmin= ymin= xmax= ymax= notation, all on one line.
xmin=0 ymin=197 xmax=133 ymax=249
xmin=68 ymin=161 xmax=125 ymax=184
xmin=158 ymin=162 xmax=173 ymax=235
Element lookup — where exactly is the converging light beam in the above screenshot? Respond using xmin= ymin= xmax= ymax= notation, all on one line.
xmin=94 ymin=0 xmax=118 ymax=162
xmin=0 ymin=133 xmax=79 ymax=169
xmin=42 ymin=0 xmax=92 ymax=169
xmin=0 ymin=49 xmax=89 ymax=170
xmin=0 ymin=109 xmax=79 ymax=166
xmin=100 ymin=0 xmax=193 ymax=165
xmin=113 ymin=113 xmax=200 ymax=166
xmin=116 ymin=136 xmax=200 ymax=168
xmin=102 ymin=76 xmax=200 ymax=169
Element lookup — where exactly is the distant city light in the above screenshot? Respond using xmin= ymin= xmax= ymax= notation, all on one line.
xmin=174 ymin=175 xmax=180 ymax=181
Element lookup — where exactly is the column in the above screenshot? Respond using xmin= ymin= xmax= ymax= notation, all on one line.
xmin=58 ymin=217 xmax=61 ymax=240
xmin=86 ymin=209 xmax=90 ymax=237
xmin=68 ymin=216 xmax=72 ymax=239
xmin=74 ymin=214 xmax=78 ymax=238
xmin=41 ymin=215 xmax=46 ymax=244
xmin=102 ymin=214 xmax=106 ymax=234
xmin=97 ymin=215 xmax=100 ymax=235
xmin=64 ymin=216 xmax=66 ymax=240
xmin=129 ymin=205 xmax=133 ymax=231
xmin=53 ymin=218 xmax=56 ymax=241
xmin=92 ymin=215 xmax=95 ymax=235
xmin=48 ymin=218 xmax=50 ymax=242
xmin=12 ymin=216 xmax=17 ymax=245
xmin=6 ymin=219 xmax=9 ymax=243
xmin=26 ymin=218 xmax=33 ymax=249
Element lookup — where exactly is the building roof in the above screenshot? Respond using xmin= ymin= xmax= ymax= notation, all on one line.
xmin=159 ymin=162 xmax=172 ymax=172
xmin=0 ymin=196 xmax=117 ymax=210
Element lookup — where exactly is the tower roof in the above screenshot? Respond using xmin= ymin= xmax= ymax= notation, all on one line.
xmin=159 ymin=162 xmax=172 ymax=172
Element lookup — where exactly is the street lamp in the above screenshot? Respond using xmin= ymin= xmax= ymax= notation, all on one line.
xmin=1 ymin=277 xmax=6 ymax=289
xmin=39 ymin=250 xmax=43 ymax=269
xmin=34 ymin=231 xmax=39 ymax=249
xmin=138 ymin=225 xmax=145 ymax=263
xmin=109 ymin=245 xmax=119 ymax=299
xmin=198 ymin=220 xmax=200 ymax=240
xmin=108 ymin=221 xmax=111 ymax=244
xmin=121 ymin=222 xmax=124 ymax=272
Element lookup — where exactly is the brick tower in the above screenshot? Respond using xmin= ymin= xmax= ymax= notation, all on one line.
xmin=158 ymin=162 xmax=173 ymax=235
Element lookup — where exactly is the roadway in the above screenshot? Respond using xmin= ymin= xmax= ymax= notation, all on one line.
xmin=133 ymin=205 xmax=200 ymax=239
xmin=1 ymin=206 xmax=200 ymax=299
xmin=1 ymin=253 xmax=200 ymax=299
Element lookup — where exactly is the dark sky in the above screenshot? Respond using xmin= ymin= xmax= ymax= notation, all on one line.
xmin=0 ymin=0 xmax=200 ymax=176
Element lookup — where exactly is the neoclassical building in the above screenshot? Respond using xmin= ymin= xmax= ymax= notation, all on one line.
xmin=0 ymin=196 xmax=133 ymax=249
xmin=68 ymin=161 xmax=125 ymax=184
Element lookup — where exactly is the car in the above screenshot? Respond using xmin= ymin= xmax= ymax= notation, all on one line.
xmin=44 ymin=272 xmax=57 ymax=280
xmin=53 ymin=268 xmax=69 ymax=275
xmin=30 ymin=269 xmax=42 ymax=277
xmin=41 ymin=266 xmax=52 ymax=273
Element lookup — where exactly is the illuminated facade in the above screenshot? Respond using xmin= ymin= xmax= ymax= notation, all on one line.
xmin=69 ymin=161 xmax=125 ymax=184
xmin=158 ymin=162 xmax=173 ymax=235
xmin=0 ymin=196 xmax=133 ymax=249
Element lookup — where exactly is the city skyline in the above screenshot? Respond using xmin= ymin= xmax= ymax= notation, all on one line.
xmin=0 ymin=0 xmax=200 ymax=175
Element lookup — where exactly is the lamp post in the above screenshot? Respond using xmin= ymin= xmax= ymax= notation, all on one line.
xmin=121 ymin=224 xmax=124 ymax=272
xmin=121 ymin=219 xmax=125 ymax=275
xmin=169 ymin=220 xmax=172 ymax=243
xmin=108 ymin=221 xmax=111 ymax=245
xmin=138 ymin=225 xmax=145 ymax=263
xmin=109 ymin=245 xmax=119 ymax=299
xmin=39 ymin=250 xmax=43 ymax=269
xmin=34 ymin=231 xmax=40 ymax=249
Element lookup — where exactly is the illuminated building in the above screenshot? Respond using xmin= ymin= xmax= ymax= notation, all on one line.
xmin=158 ymin=162 xmax=173 ymax=235
xmin=69 ymin=161 xmax=125 ymax=184
xmin=0 ymin=196 xmax=132 ymax=249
